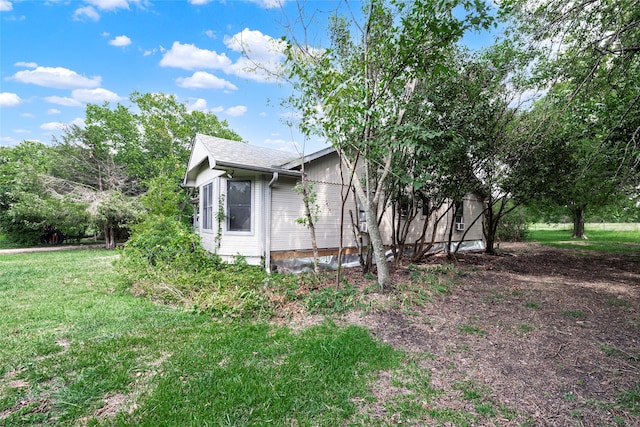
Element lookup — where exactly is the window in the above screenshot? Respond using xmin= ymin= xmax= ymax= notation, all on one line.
xmin=421 ymin=198 xmax=431 ymax=217
xmin=227 ymin=180 xmax=251 ymax=232
xmin=202 ymin=182 xmax=213 ymax=230
xmin=454 ymin=200 xmax=464 ymax=231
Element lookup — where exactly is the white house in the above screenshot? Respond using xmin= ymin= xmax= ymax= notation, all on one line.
xmin=183 ymin=133 xmax=485 ymax=271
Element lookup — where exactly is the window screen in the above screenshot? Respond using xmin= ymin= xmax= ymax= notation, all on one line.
xmin=227 ymin=180 xmax=251 ymax=232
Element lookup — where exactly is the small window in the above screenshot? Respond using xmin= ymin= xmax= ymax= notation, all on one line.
xmin=202 ymin=183 xmax=213 ymax=230
xmin=227 ymin=180 xmax=251 ymax=232
xmin=454 ymin=200 xmax=464 ymax=231
xmin=421 ymin=198 xmax=431 ymax=217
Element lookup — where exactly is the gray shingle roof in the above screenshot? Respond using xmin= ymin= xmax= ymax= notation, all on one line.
xmin=196 ymin=133 xmax=299 ymax=170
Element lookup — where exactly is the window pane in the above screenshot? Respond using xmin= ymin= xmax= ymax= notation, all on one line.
xmin=202 ymin=183 xmax=213 ymax=230
xmin=227 ymin=180 xmax=251 ymax=232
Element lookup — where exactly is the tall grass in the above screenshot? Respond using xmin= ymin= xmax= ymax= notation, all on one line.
xmin=0 ymin=250 xmax=399 ymax=426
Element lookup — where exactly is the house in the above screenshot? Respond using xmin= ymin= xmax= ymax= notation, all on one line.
xmin=183 ymin=133 xmax=485 ymax=271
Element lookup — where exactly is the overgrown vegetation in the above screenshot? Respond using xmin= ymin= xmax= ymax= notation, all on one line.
xmin=0 ymin=250 xmax=400 ymax=426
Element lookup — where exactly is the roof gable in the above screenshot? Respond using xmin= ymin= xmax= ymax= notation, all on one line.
xmin=183 ymin=134 xmax=338 ymax=187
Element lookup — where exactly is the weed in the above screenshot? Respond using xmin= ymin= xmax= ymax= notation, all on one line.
xmin=518 ymin=323 xmax=533 ymax=333
xmin=569 ymin=409 xmax=582 ymax=418
xmin=483 ymin=290 xmax=506 ymax=303
xmin=600 ymin=343 xmax=619 ymax=356
xmin=608 ymin=298 xmax=630 ymax=307
xmin=457 ymin=324 xmax=486 ymax=336
xmin=304 ymin=283 xmax=361 ymax=314
xmin=617 ymin=384 xmax=640 ymax=415
xmin=563 ymin=310 xmax=586 ymax=319
xmin=0 ymin=252 xmax=403 ymax=426
xmin=563 ymin=392 xmax=576 ymax=401
xmin=525 ymin=301 xmax=539 ymax=309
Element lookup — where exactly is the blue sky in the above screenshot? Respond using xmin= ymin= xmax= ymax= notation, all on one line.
xmin=1 ymin=0 xmax=495 ymax=154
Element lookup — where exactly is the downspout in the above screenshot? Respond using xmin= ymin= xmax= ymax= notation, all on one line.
xmin=265 ymin=172 xmax=279 ymax=273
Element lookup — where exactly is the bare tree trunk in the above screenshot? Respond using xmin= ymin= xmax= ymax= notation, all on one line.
xmin=297 ymin=163 xmax=320 ymax=274
xmin=104 ymin=225 xmax=116 ymax=249
xmin=302 ymin=189 xmax=320 ymax=274
xmin=483 ymin=199 xmax=497 ymax=254
xmin=572 ymin=205 xmax=587 ymax=239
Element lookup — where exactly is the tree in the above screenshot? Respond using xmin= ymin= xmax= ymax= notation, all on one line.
xmin=285 ymin=0 xmax=494 ymax=290
xmin=504 ymin=0 xmax=640 ymax=237
xmin=94 ymin=190 xmax=141 ymax=249
xmin=51 ymin=92 xmax=244 ymax=248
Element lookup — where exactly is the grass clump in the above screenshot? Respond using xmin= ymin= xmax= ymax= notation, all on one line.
xmin=617 ymin=385 xmax=640 ymax=415
xmin=563 ymin=310 xmax=586 ymax=319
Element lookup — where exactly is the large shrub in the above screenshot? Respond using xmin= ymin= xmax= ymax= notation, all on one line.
xmin=4 ymin=192 xmax=91 ymax=245
xmin=117 ymin=214 xmax=274 ymax=318
xmin=496 ymin=205 xmax=529 ymax=242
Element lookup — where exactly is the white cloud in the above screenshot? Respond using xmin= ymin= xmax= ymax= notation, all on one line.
xmin=10 ymin=66 xmax=101 ymax=89
xmin=142 ymin=48 xmax=157 ymax=56
xmin=224 ymin=28 xmax=286 ymax=57
xmin=109 ymin=35 xmax=131 ymax=46
xmin=1 ymin=136 xmax=21 ymax=146
xmin=186 ymin=98 xmax=208 ymax=112
xmin=85 ymin=0 xmax=133 ymax=10
xmin=248 ymin=0 xmax=285 ymax=9
xmin=46 ymin=109 xmax=61 ymax=115
xmin=73 ymin=6 xmax=100 ymax=21
xmin=176 ymin=71 xmax=237 ymax=90
xmin=160 ymin=41 xmax=231 ymax=70
xmin=188 ymin=0 xmax=212 ymax=4
xmin=21 ymin=112 xmax=34 ymax=118
xmin=0 ymin=0 xmax=12 ymax=12
xmin=15 ymin=61 xmax=37 ymax=68
xmin=0 ymin=92 xmax=23 ymax=107
xmin=224 ymin=28 xmax=286 ymax=82
xmin=44 ymin=96 xmax=83 ymax=107
xmin=44 ymin=89 xmax=121 ymax=106
xmin=70 ymin=117 xmax=86 ymax=128
xmin=225 ymin=105 xmax=247 ymax=117
xmin=14 ymin=129 xmax=31 ymax=134
xmin=205 ymin=30 xmax=216 ymax=39
xmin=73 ymin=0 xmax=141 ymax=21
xmin=71 ymin=88 xmax=122 ymax=103
xmin=263 ymin=137 xmax=299 ymax=153
xmin=40 ymin=122 xmax=67 ymax=131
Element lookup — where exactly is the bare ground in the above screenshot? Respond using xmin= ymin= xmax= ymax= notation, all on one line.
xmin=287 ymin=242 xmax=640 ymax=426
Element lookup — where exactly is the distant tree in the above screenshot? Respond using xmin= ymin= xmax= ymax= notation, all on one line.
xmin=504 ymin=0 xmax=640 ymax=237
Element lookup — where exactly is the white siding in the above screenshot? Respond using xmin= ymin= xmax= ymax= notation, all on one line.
xmin=199 ymin=174 xmax=265 ymax=265
xmin=270 ymin=177 xmax=360 ymax=252
xmin=378 ymin=195 xmax=485 ymax=245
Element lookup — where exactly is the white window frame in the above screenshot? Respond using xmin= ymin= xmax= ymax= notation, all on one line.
xmin=225 ymin=178 xmax=254 ymax=234
xmin=201 ymin=182 xmax=214 ymax=231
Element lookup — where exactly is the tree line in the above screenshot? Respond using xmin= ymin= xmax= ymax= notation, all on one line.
xmin=0 ymin=92 xmax=241 ymax=248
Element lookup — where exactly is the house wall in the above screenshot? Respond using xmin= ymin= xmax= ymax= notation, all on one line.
xmin=270 ymin=175 xmax=361 ymax=252
xmin=197 ymin=171 xmax=265 ymax=265
xmin=270 ymin=152 xmax=485 ymax=255
xmin=193 ymin=150 xmax=486 ymax=264
xmin=378 ymin=194 xmax=485 ymax=245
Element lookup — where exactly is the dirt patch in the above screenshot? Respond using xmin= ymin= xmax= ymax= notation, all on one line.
xmin=299 ymin=243 xmax=640 ymax=425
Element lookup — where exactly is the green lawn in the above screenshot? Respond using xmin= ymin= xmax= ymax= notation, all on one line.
xmin=0 ymin=250 xmax=400 ymax=426
xmin=527 ymin=228 xmax=640 ymax=254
